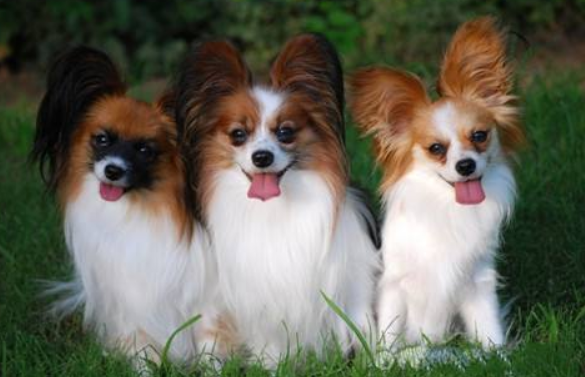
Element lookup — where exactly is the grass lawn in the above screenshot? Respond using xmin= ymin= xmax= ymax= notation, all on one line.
xmin=1 ymin=74 xmax=584 ymax=376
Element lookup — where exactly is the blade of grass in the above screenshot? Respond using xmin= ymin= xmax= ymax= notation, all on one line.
xmin=321 ymin=291 xmax=375 ymax=365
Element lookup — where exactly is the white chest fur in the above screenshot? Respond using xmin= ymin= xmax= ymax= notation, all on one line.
xmin=208 ymin=168 xmax=378 ymax=362
xmin=64 ymin=175 xmax=210 ymax=359
xmin=378 ymin=163 xmax=516 ymax=347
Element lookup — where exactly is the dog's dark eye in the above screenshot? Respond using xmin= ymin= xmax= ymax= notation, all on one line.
xmin=429 ymin=143 xmax=447 ymax=156
xmin=471 ymin=130 xmax=488 ymax=143
xmin=276 ymin=124 xmax=295 ymax=144
xmin=135 ymin=143 xmax=155 ymax=159
xmin=230 ymin=129 xmax=247 ymax=146
xmin=94 ymin=133 xmax=111 ymax=148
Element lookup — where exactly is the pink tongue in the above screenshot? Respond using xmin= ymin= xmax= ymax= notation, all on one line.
xmin=247 ymin=173 xmax=281 ymax=201
xmin=99 ymin=182 xmax=125 ymax=202
xmin=454 ymin=179 xmax=485 ymax=205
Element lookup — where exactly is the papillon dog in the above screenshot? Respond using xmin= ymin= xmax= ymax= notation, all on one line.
xmin=349 ymin=17 xmax=524 ymax=350
xmin=32 ymin=46 xmax=219 ymax=365
xmin=171 ymin=34 xmax=379 ymax=364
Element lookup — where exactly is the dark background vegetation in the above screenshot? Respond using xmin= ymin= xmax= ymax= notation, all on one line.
xmin=1 ymin=0 xmax=585 ymax=81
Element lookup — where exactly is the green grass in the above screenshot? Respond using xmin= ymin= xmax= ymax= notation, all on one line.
xmin=1 ymin=75 xmax=584 ymax=376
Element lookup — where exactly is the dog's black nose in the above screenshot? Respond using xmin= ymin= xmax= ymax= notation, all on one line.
xmin=252 ymin=150 xmax=274 ymax=168
xmin=104 ymin=164 xmax=126 ymax=181
xmin=455 ymin=158 xmax=476 ymax=176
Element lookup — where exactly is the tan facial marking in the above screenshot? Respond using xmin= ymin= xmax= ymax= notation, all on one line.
xmin=61 ymin=95 xmax=191 ymax=238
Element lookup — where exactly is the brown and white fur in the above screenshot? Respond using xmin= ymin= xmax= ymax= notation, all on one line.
xmin=349 ymin=17 xmax=524 ymax=351
xmin=172 ymin=34 xmax=379 ymax=365
xmin=32 ymin=47 xmax=218 ymax=366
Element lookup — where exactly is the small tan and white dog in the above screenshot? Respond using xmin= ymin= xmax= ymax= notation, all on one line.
xmin=349 ymin=17 xmax=524 ymax=350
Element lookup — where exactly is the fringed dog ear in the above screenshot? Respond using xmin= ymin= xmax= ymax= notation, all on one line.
xmin=174 ymin=40 xmax=252 ymax=141
xmin=349 ymin=68 xmax=429 ymax=191
xmin=155 ymin=90 xmax=177 ymax=123
xmin=438 ymin=16 xmax=523 ymax=152
xmin=172 ymin=40 xmax=251 ymax=220
xmin=32 ymin=46 xmax=126 ymax=191
xmin=270 ymin=33 xmax=345 ymax=144
xmin=439 ymin=17 xmax=511 ymax=105
xmin=349 ymin=67 xmax=429 ymax=164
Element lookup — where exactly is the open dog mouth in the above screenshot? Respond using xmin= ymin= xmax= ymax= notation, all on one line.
xmin=241 ymin=162 xmax=295 ymax=202
xmin=98 ymin=181 xmax=129 ymax=202
xmin=439 ymin=175 xmax=486 ymax=205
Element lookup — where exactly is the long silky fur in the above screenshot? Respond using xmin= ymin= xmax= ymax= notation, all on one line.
xmin=349 ymin=68 xmax=430 ymax=191
xmin=31 ymin=46 xmax=127 ymax=318
xmin=438 ymin=16 xmax=523 ymax=153
xmin=172 ymin=40 xmax=253 ymax=221
xmin=32 ymin=46 xmax=220 ymax=365
xmin=32 ymin=46 xmax=126 ymax=191
xmin=173 ymin=34 xmax=379 ymax=363
xmin=349 ymin=16 xmax=524 ymax=351
xmin=270 ymin=33 xmax=348 ymax=202
xmin=270 ymin=33 xmax=346 ymax=147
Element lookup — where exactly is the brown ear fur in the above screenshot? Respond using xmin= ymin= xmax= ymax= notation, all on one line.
xmin=349 ymin=68 xmax=429 ymax=142
xmin=271 ymin=33 xmax=348 ymax=195
xmin=349 ymin=68 xmax=429 ymax=190
xmin=270 ymin=33 xmax=345 ymax=144
xmin=438 ymin=16 xmax=523 ymax=152
xmin=173 ymin=40 xmax=252 ymax=220
xmin=175 ymin=40 xmax=252 ymax=137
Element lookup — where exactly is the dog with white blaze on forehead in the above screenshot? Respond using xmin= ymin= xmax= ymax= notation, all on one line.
xmin=172 ymin=34 xmax=380 ymax=365
xmin=349 ymin=17 xmax=524 ymax=351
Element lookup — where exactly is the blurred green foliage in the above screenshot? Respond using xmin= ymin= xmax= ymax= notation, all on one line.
xmin=0 ymin=0 xmax=584 ymax=80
